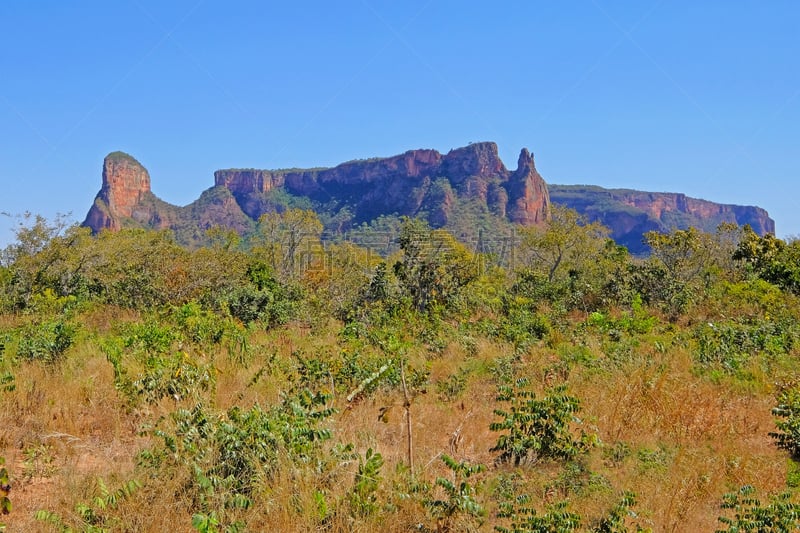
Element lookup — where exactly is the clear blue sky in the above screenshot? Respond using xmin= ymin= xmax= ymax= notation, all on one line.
xmin=2 ymin=1 xmax=799 ymax=245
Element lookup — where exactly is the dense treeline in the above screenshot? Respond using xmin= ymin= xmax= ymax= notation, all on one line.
xmin=2 ymin=208 xmax=800 ymax=531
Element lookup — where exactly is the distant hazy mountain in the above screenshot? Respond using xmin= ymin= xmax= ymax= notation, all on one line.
xmin=548 ymin=185 xmax=773 ymax=254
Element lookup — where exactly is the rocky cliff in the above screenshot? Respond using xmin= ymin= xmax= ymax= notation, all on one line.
xmin=212 ymin=142 xmax=550 ymax=226
xmin=549 ymin=185 xmax=775 ymax=254
xmin=84 ymin=151 xmax=253 ymax=241
xmin=83 ymin=144 xmax=774 ymax=253
xmin=84 ymin=152 xmax=158 ymax=231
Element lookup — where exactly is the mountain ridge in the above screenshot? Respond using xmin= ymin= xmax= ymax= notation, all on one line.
xmin=82 ymin=143 xmax=774 ymax=252
xmin=549 ymin=184 xmax=774 ymax=254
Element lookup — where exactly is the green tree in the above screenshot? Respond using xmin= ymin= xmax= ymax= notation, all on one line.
xmin=393 ymin=217 xmax=478 ymax=314
xmin=734 ymin=227 xmax=800 ymax=294
xmin=86 ymin=229 xmax=189 ymax=308
xmin=517 ymin=206 xmax=610 ymax=284
xmin=252 ymin=208 xmax=323 ymax=280
xmin=644 ymin=226 xmax=713 ymax=285
xmin=1 ymin=214 xmax=95 ymax=311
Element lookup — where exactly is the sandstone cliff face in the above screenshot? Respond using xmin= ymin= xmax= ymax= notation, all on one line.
xmin=213 ymin=169 xmax=285 ymax=196
xmin=214 ymin=142 xmax=551 ymax=227
xmin=83 ymin=152 xmax=251 ymax=242
xmin=83 ymin=145 xmax=774 ymax=254
xmin=84 ymin=152 xmax=155 ymax=231
xmin=84 ymin=142 xmax=551 ymax=241
xmin=548 ymin=185 xmax=775 ymax=254
xmin=507 ymin=149 xmax=550 ymax=225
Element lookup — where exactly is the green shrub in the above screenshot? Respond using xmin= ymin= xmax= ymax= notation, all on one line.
xmin=222 ymin=283 xmax=300 ymax=326
xmin=173 ymin=302 xmax=228 ymax=345
xmin=715 ymin=485 xmax=800 ymax=533
xmin=694 ymin=318 xmax=797 ymax=374
xmin=103 ymin=330 xmax=214 ymax=406
xmin=424 ymin=454 xmax=486 ymax=530
xmin=123 ymin=319 xmax=176 ymax=355
xmin=437 ymin=368 xmax=469 ymax=402
xmin=349 ymin=448 xmax=384 ymax=517
xmin=496 ymin=498 xmax=581 ymax=533
xmin=0 ymin=456 xmax=10 ymax=527
xmin=143 ymin=388 xmax=336 ymax=521
xmin=15 ymin=319 xmax=76 ymax=363
xmin=490 ymin=381 xmax=595 ymax=465
xmin=770 ymin=385 xmax=800 ymax=459
xmin=131 ymin=352 xmax=215 ymax=404
xmin=34 ymin=478 xmax=141 ymax=532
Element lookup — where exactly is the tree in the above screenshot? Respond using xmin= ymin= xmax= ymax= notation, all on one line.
xmin=734 ymin=227 xmax=800 ymax=294
xmin=87 ymin=229 xmax=189 ymax=309
xmin=1 ymin=212 xmax=72 ymax=267
xmin=644 ymin=227 xmax=713 ymax=285
xmin=393 ymin=218 xmax=479 ymax=314
xmin=518 ymin=206 xmax=610 ymax=284
xmin=252 ymin=209 xmax=323 ymax=280
xmin=636 ymin=225 xmax=747 ymax=316
xmin=1 ymin=214 xmax=94 ymax=311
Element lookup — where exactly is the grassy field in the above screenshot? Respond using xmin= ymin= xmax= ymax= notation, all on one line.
xmin=1 ymin=213 xmax=799 ymax=532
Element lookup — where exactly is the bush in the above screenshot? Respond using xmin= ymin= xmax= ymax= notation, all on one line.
xmin=496 ymin=498 xmax=581 ymax=533
xmin=770 ymin=385 xmax=800 ymax=459
xmin=15 ymin=319 xmax=76 ymax=363
xmin=490 ymin=381 xmax=595 ymax=465
xmin=349 ymin=448 xmax=384 ymax=518
xmin=222 ymin=283 xmax=301 ymax=327
xmin=0 ymin=456 xmax=10 ymax=527
xmin=716 ymin=485 xmax=800 ymax=532
xmin=694 ymin=318 xmax=797 ymax=374
xmin=173 ymin=302 xmax=228 ymax=345
xmin=424 ymin=454 xmax=486 ymax=530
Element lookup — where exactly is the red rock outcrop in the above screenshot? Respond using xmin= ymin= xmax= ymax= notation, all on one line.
xmin=213 ymin=169 xmax=285 ymax=195
xmin=213 ymin=141 xmax=551 ymax=227
xmin=83 ymin=152 xmax=251 ymax=240
xmin=84 ymin=152 xmax=153 ymax=231
xmin=83 ymin=143 xmax=774 ymax=252
xmin=507 ymin=148 xmax=551 ymax=225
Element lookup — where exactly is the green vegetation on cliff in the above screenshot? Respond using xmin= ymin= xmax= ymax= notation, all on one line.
xmin=105 ymin=150 xmax=143 ymax=166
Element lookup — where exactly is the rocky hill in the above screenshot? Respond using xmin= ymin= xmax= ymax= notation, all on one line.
xmin=83 ymin=144 xmax=774 ymax=251
xmin=549 ymin=185 xmax=775 ymax=254
xmin=213 ymin=142 xmax=550 ymax=227
xmin=83 ymin=143 xmax=550 ymax=244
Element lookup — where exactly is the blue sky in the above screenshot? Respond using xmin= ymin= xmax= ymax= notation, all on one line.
xmin=2 ymin=1 xmax=799 ymax=245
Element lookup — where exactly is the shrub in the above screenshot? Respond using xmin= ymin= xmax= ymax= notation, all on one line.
xmin=770 ymin=385 xmax=800 ymax=459
xmin=715 ymin=485 xmax=800 ymax=532
xmin=222 ymin=283 xmax=301 ymax=327
xmin=694 ymin=318 xmax=797 ymax=374
xmin=349 ymin=448 xmax=384 ymax=518
xmin=496 ymin=498 xmax=581 ymax=533
xmin=173 ymin=302 xmax=228 ymax=345
xmin=15 ymin=319 xmax=76 ymax=363
xmin=490 ymin=381 xmax=595 ymax=465
xmin=35 ymin=478 xmax=141 ymax=532
xmin=143 ymin=389 xmax=336 ymax=524
xmin=0 ymin=456 xmax=10 ymax=527
xmin=424 ymin=454 xmax=486 ymax=531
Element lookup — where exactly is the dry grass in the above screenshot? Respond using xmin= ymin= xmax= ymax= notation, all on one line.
xmin=1 ymin=308 xmax=796 ymax=533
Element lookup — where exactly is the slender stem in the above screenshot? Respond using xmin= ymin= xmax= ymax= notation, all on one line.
xmin=400 ymin=359 xmax=414 ymax=475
